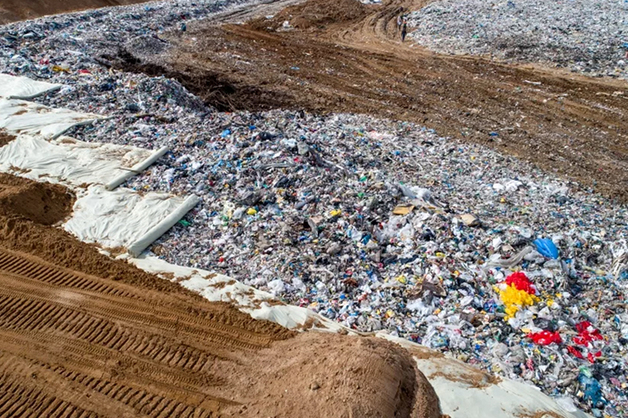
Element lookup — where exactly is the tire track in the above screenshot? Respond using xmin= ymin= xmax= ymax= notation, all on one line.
xmin=0 ymin=246 xmax=283 ymax=417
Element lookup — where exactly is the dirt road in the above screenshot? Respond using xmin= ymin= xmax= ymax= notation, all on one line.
xmin=0 ymin=173 xmax=441 ymax=417
xmin=117 ymin=0 xmax=628 ymax=201
xmin=0 ymin=0 xmax=152 ymax=24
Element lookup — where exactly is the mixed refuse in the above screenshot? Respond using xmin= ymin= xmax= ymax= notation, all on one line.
xmin=408 ymin=0 xmax=628 ymax=79
xmin=1 ymin=0 xmax=627 ymax=416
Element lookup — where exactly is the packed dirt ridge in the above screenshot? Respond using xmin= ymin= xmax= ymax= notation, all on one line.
xmin=114 ymin=0 xmax=628 ymax=202
xmin=0 ymin=174 xmax=442 ymax=417
xmin=0 ymin=0 xmax=152 ymax=24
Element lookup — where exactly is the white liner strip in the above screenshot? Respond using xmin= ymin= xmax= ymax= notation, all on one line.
xmin=0 ymin=134 xmax=153 ymax=187
xmin=0 ymin=99 xmax=100 ymax=139
xmin=0 ymin=74 xmax=62 ymax=100
xmin=65 ymin=185 xmax=194 ymax=250
xmin=127 ymin=194 xmax=200 ymax=257
xmin=414 ymin=355 xmax=590 ymax=418
xmin=105 ymin=146 xmax=169 ymax=191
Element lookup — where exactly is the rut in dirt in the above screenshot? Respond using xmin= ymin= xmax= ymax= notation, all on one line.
xmin=117 ymin=0 xmax=628 ymax=202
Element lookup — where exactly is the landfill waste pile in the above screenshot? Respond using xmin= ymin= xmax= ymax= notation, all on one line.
xmin=1 ymin=0 xmax=627 ymax=417
xmin=408 ymin=0 xmax=628 ymax=79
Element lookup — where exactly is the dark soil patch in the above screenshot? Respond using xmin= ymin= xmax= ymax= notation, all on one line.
xmin=104 ymin=48 xmax=292 ymax=112
xmin=0 ymin=130 xmax=16 ymax=147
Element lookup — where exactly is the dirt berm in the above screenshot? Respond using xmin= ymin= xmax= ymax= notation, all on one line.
xmin=113 ymin=0 xmax=628 ymax=202
xmin=0 ymin=173 xmax=442 ymax=417
xmin=0 ymin=0 xmax=152 ymax=24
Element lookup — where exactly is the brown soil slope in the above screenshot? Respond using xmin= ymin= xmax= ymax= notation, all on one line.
xmin=124 ymin=0 xmax=628 ymax=201
xmin=0 ymin=0 xmax=151 ymax=24
xmin=0 ymin=174 xmax=442 ymax=418
xmin=0 ymin=173 xmax=75 ymax=225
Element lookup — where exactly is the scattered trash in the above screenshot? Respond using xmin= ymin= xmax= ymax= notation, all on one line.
xmin=1 ymin=1 xmax=626 ymax=416
xmin=408 ymin=0 xmax=628 ymax=79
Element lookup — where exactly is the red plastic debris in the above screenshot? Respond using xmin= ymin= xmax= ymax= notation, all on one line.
xmin=573 ymin=321 xmax=603 ymax=346
xmin=528 ymin=330 xmax=562 ymax=345
xmin=505 ymin=272 xmax=536 ymax=294
xmin=567 ymin=345 xmax=584 ymax=359
xmin=587 ymin=351 xmax=602 ymax=364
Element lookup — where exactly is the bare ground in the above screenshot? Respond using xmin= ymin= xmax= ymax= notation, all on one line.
xmin=112 ymin=0 xmax=628 ymax=201
xmin=0 ymin=0 xmax=152 ymax=24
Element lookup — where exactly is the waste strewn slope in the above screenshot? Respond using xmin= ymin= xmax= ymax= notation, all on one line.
xmin=122 ymin=0 xmax=628 ymax=202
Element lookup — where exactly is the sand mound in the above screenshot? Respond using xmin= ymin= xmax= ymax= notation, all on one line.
xmin=239 ymin=332 xmax=442 ymax=418
xmin=0 ymin=173 xmax=74 ymax=225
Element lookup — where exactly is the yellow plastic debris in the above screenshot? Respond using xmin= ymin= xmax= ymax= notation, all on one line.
xmin=330 ymin=209 xmax=342 ymax=217
xmin=247 ymin=208 xmax=257 ymax=215
xmin=392 ymin=204 xmax=414 ymax=215
xmin=51 ymin=65 xmax=69 ymax=73
xmin=499 ymin=284 xmax=540 ymax=320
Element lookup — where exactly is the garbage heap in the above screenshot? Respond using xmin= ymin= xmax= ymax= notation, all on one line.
xmin=408 ymin=0 xmax=628 ymax=79
xmin=0 ymin=1 xmax=627 ymax=416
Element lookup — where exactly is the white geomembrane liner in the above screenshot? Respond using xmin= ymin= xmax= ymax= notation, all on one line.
xmin=0 ymin=98 xmax=100 ymax=139
xmin=125 ymin=255 xmax=590 ymax=418
xmin=0 ymin=74 xmax=62 ymax=100
xmin=0 ymin=134 xmax=153 ymax=187
xmin=65 ymin=185 xmax=190 ymax=250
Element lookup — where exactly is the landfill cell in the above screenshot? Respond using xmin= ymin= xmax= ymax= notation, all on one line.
xmin=138 ymin=0 xmax=628 ymax=201
xmin=0 ymin=172 xmax=438 ymax=417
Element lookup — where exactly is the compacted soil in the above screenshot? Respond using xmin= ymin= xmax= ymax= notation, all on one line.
xmin=0 ymin=0 xmax=152 ymax=24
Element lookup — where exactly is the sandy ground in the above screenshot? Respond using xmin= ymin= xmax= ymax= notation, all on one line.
xmin=112 ymin=0 xmax=628 ymax=202
xmin=0 ymin=0 xmax=152 ymax=24
xmin=0 ymin=172 xmax=442 ymax=417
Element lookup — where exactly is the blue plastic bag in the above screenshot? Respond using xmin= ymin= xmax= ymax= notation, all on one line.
xmin=579 ymin=373 xmax=603 ymax=405
xmin=533 ymin=238 xmax=559 ymax=259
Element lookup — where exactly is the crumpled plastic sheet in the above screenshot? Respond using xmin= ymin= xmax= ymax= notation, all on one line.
xmin=0 ymin=73 xmax=61 ymax=99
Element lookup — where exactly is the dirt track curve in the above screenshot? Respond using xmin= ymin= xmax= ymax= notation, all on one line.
xmin=113 ymin=0 xmax=628 ymax=202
